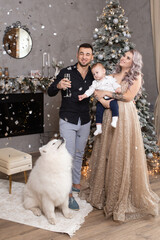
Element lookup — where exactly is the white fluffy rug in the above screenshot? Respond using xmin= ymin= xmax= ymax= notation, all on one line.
xmin=0 ymin=179 xmax=93 ymax=237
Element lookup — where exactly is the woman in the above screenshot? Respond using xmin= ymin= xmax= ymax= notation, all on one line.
xmin=80 ymin=50 xmax=159 ymax=222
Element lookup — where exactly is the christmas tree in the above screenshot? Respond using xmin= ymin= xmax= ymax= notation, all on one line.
xmin=92 ymin=0 xmax=135 ymax=74
xmin=136 ymin=88 xmax=160 ymax=167
xmin=83 ymin=0 xmax=160 ymax=171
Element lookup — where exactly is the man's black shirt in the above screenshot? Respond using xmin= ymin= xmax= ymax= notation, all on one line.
xmin=48 ymin=63 xmax=93 ymax=125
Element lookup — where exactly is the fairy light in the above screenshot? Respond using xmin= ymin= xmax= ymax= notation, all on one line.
xmin=148 ymin=152 xmax=160 ymax=177
xmin=81 ymin=165 xmax=90 ymax=179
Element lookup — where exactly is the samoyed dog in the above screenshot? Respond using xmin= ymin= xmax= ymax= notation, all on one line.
xmin=23 ymin=137 xmax=72 ymax=225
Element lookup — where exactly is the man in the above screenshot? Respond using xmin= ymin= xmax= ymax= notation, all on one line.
xmin=48 ymin=43 xmax=93 ymax=210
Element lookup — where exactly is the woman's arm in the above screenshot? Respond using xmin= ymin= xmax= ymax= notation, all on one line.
xmin=95 ymin=75 xmax=142 ymax=103
xmin=98 ymin=98 xmax=112 ymax=108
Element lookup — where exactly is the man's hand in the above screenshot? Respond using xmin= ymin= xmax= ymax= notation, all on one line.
xmin=57 ymin=78 xmax=71 ymax=90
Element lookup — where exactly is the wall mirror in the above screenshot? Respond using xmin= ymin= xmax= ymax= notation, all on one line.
xmin=3 ymin=21 xmax=32 ymax=59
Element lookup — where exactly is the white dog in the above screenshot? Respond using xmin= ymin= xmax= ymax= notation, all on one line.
xmin=23 ymin=137 xmax=72 ymax=225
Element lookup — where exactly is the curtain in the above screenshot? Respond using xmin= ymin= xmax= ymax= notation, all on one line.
xmin=150 ymin=0 xmax=160 ymax=145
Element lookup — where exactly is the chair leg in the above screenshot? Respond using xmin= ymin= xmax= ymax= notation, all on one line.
xmin=9 ymin=175 xmax=12 ymax=194
xmin=24 ymin=171 xmax=27 ymax=183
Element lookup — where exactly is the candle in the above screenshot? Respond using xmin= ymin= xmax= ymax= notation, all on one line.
xmin=43 ymin=52 xmax=47 ymax=67
xmin=48 ymin=53 xmax=50 ymax=67
xmin=43 ymin=53 xmax=45 ymax=67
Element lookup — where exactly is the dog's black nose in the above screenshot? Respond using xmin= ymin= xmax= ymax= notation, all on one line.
xmin=59 ymin=137 xmax=64 ymax=143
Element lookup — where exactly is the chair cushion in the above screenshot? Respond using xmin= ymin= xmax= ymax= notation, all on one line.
xmin=0 ymin=148 xmax=32 ymax=175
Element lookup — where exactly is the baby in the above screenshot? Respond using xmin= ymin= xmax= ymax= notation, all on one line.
xmin=78 ymin=63 xmax=121 ymax=136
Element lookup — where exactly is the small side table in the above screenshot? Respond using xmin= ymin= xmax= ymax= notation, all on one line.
xmin=0 ymin=148 xmax=32 ymax=194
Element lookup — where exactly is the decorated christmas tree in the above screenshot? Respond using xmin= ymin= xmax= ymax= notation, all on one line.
xmin=83 ymin=0 xmax=160 ymax=171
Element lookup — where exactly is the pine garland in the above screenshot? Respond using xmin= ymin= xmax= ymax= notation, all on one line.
xmin=0 ymin=76 xmax=54 ymax=94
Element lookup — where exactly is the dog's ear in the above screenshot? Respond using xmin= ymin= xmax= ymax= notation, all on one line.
xmin=39 ymin=145 xmax=47 ymax=155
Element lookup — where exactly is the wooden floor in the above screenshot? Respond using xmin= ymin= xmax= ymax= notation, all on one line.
xmin=0 ymin=154 xmax=160 ymax=240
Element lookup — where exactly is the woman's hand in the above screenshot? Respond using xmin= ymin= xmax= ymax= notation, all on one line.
xmin=94 ymin=90 xmax=107 ymax=100
xmin=99 ymin=98 xmax=112 ymax=108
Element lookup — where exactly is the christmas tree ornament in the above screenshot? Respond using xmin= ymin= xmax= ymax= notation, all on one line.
xmin=140 ymin=99 xmax=146 ymax=104
xmin=152 ymin=131 xmax=156 ymax=136
xmin=124 ymin=46 xmax=130 ymax=51
xmin=93 ymin=33 xmax=98 ymax=39
xmin=108 ymin=41 xmax=113 ymax=45
xmin=91 ymin=106 xmax=96 ymax=112
xmin=126 ymin=33 xmax=131 ymax=38
xmin=98 ymin=54 xmax=104 ymax=60
xmin=147 ymin=153 xmax=153 ymax=159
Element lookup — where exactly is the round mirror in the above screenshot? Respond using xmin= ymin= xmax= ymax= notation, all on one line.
xmin=3 ymin=22 xmax=32 ymax=59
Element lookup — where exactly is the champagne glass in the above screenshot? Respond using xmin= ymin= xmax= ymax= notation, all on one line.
xmin=64 ymin=73 xmax=71 ymax=97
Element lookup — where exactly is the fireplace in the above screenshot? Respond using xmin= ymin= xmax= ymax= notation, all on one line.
xmin=0 ymin=93 xmax=44 ymax=138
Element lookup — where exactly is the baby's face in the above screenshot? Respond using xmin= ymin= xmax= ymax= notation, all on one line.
xmin=92 ymin=65 xmax=106 ymax=81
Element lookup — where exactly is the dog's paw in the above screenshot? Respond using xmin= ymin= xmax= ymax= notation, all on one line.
xmin=48 ymin=217 xmax=56 ymax=225
xmin=64 ymin=211 xmax=73 ymax=219
xmin=32 ymin=208 xmax=42 ymax=216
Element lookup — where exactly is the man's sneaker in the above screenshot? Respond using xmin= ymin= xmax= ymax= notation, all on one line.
xmin=69 ymin=196 xmax=79 ymax=210
xmin=72 ymin=186 xmax=80 ymax=193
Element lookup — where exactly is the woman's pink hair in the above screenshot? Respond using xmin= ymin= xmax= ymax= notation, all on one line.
xmin=114 ymin=49 xmax=144 ymax=97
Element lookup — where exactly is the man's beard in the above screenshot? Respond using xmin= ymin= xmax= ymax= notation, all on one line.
xmin=78 ymin=61 xmax=90 ymax=67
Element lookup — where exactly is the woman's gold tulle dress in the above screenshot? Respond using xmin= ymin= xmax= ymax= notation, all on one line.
xmin=80 ymin=80 xmax=159 ymax=222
